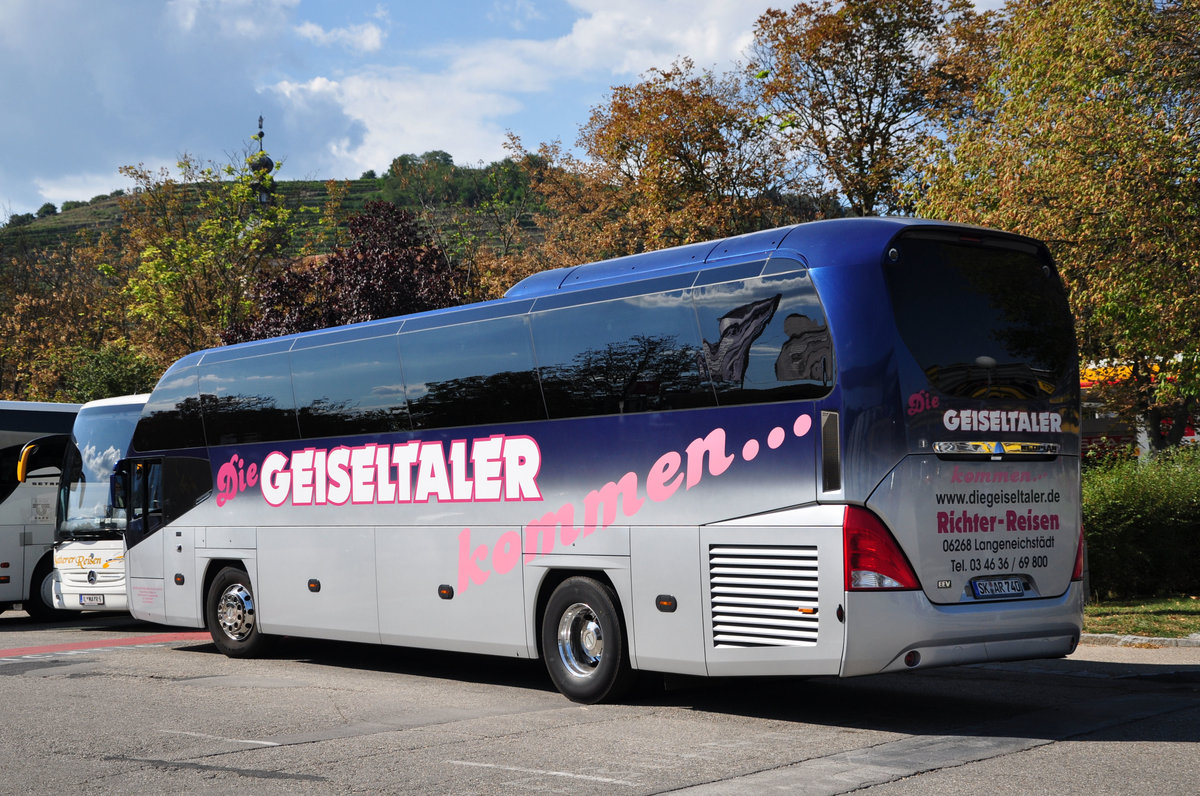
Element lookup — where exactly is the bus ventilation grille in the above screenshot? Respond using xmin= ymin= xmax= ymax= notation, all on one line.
xmin=709 ymin=544 xmax=820 ymax=648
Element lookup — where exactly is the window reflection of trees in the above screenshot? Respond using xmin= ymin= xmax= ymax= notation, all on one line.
xmin=409 ymin=371 xmax=544 ymax=428
xmin=133 ymin=373 xmax=206 ymax=452
xmin=138 ymin=277 xmax=841 ymax=445
xmin=200 ymin=393 xmax=298 ymax=446
xmin=540 ymin=334 xmax=711 ymax=417
xmin=964 ymin=255 xmax=1075 ymax=398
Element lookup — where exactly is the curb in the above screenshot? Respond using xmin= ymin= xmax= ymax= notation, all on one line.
xmin=1080 ymin=632 xmax=1200 ymax=648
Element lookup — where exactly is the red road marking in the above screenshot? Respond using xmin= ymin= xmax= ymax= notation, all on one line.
xmin=0 ymin=631 xmax=210 ymax=658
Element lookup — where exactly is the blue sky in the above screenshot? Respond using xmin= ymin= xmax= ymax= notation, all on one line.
xmin=0 ymin=0 xmax=1006 ymax=219
xmin=0 ymin=0 xmax=781 ymax=217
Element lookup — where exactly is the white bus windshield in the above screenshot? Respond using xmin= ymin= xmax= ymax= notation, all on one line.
xmin=58 ymin=404 xmax=142 ymax=539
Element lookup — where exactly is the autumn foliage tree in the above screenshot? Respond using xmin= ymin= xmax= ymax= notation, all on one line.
xmin=917 ymin=0 xmax=1200 ymax=450
xmin=751 ymin=0 xmax=998 ymax=215
xmin=497 ymin=58 xmax=824 ymax=292
xmin=225 ymin=200 xmax=461 ymax=343
xmin=0 ymin=243 xmax=119 ymax=399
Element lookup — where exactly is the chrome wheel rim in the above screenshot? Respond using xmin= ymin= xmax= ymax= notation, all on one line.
xmin=216 ymin=583 xmax=255 ymax=642
xmin=556 ymin=602 xmax=604 ymax=678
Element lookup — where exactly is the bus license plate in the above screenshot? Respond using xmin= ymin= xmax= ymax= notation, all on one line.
xmin=970 ymin=577 xmax=1024 ymax=599
xmin=79 ymin=594 xmax=105 ymax=606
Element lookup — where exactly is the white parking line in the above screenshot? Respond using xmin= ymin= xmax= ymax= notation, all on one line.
xmin=161 ymin=730 xmax=280 ymax=747
xmin=447 ymin=760 xmax=637 ymax=786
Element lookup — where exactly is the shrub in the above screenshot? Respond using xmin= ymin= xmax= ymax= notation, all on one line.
xmin=1083 ymin=446 xmax=1200 ymax=598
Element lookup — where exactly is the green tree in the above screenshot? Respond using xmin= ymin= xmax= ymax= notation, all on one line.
xmin=59 ymin=340 xmax=159 ymax=403
xmin=36 ymin=202 xmax=57 ymax=218
xmin=377 ymin=152 xmax=539 ymax=302
xmin=916 ymin=0 xmax=1200 ymax=451
xmin=119 ymin=150 xmax=296 ymax=364
xmin=751 ymin=0 xmax=998 ymax=216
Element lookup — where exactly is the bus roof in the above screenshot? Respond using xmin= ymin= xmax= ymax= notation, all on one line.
xmin=505 ymin=217 xmax=914 ymax=298
xmin=0 ymin=400 xmax=81 ymax=449
xmin=0 ymin=400 xmax=82 ymax=415
xmin=164 ymin=216 xmax=1015 ymax=371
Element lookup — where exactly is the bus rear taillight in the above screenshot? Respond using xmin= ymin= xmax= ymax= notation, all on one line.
xmin=843 ymin=506 xmax=920 ymax=591
xmin=1071 ymin=528 xmax=1086 ymax=582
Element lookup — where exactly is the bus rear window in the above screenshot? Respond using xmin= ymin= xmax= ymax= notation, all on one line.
xmin=885 ymin=234 xmax=1075 ymax=401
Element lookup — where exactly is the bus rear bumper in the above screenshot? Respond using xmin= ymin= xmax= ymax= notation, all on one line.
xmin=840 ymin=581 xmax=1085 ymax=677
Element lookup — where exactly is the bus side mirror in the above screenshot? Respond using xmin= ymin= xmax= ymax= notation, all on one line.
xmin=16 ymin=442 xmax=37 ymax=483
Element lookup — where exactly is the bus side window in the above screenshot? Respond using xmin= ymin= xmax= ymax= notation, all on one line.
xmin=199 ymin=353 xmax=298 ymax=445
xmin=693 ymin=270 xmax=835 ymax=405
xmin=530 ymin=289 xmax=715 ymax=418
xmin=399 ymin=316 xmax=544 ymax=430
xmin=292 ymin=336 xmax=410 ymax=438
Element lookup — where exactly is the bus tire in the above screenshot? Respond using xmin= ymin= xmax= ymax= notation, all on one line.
xmin=25 ymin=557 xmax=70 ymax=622
xmin=206 ymin=566 xmax=271 ymax=658
xmin=541 ymin=576 xmax=634 ymax=704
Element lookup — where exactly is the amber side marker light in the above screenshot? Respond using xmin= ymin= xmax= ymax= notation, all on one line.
xmin=655 ymin=595 xmax=677 ymax=613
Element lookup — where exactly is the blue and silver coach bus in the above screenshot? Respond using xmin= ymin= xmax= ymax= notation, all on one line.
xmin=118 ymin=217 xmax=1084 ymax=703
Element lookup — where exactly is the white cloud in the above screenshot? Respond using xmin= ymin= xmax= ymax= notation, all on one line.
xmin=295 ymin=20 xmax=385 ymax=52
xmin=268 ymin=0 xmax=775 ymax=175
xmin=487 ymin=0 xmax=546 ymax=32
xmin=271 ymin=68 xmax=518 ymax=172
xmin=81 ymin=444 xmax=121 ymax=484
xmin=32 ymin=170 xmax=142 ymax=207
xmin=166 ymin=0 xmax=299 ymax=38
xmin=554 ymin=0 xmax=763 ymax=76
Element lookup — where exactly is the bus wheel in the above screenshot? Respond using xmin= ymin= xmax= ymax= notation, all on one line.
xmin=541 ymin=576 xmax=634 ymax=704
xmin=25 ymin=557 xmax=69 ymax=622
xmin=206 ymin=567 xmax=271 ymax=658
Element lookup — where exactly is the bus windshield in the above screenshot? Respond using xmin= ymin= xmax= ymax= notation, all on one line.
xmin=58 ymin=403 xmax=143 ymax=539
xmin=886 ymin=233 xmax=1076 ymax=401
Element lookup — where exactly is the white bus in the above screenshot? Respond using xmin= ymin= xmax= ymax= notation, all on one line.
xmin=0 ymin=400 xmax=80 ymax=619
xmin=41 ymin=395 xmax=149 ymax=611
xmin=118 ymin=218 xmax=1085 ymax=702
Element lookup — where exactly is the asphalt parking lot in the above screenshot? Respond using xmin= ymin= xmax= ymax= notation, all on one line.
xmin=2 ymin=612 xmax=1198 ymax=795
